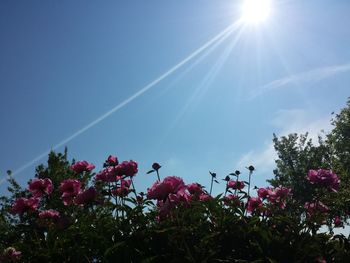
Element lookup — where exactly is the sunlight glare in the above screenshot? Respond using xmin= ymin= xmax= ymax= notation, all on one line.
xmin=241 ymin=0 xmax=272 ymax=25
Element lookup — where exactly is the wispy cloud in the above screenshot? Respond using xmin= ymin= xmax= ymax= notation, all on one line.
xmin=270 ymin=109 xmax=332 ymax=141
xmin=250 ymin=63 xmax=350 ymax=99
xmin=235 ymin=109 xmax=332 ymax=184
xmin=236 ymin=143 xmax=276 ymax=175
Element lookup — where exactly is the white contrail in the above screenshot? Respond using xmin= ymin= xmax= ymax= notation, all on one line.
xmin=249 ymin=63 xmax=350 ymax=99
xmin=0 ymin=21 xmax=242 ymax=185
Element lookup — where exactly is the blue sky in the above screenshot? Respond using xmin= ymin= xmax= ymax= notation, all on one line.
xmin=1 ymin=0 xmax=350 ymax=195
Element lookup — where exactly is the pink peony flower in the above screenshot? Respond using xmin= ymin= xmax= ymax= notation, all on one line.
xmin=112 ymin=179 xmax=132 ymax=197
xmin=28 ymin=178 xmax=53 ymax=197
xmin=75 ymin=187 xmax=97 ymax=205
xmin=156 ymin=188 xmax=191 ymax=219
xmin=199 ymin=193 xmax=212 ymax=202
xmin=247 ymin=197 xmax=263 ymax=213
xmin=106 ymin=155 xmax=119 ymax=166
xmin=187 ymin=183 xmax=204 ymax=195
xmin=227 ymin=180 xmax=245 ymax=190
xmin=168 ymin=188 xmax=191 ymax=204
xmin=12 ymin=197 xmax=40 ymax=215
xmin=39 ymin=209 xmax=60 ymax=220
xmin=59 ymin=179 xmax=81 ymax=205
xmin=224 ymin=194 xmax=239 ymax=205
xmin=304 ymin=201 xmax=329 ymax=216
xmin=71 ymin=161 xmax=95 ymax=173
xmin=257 ymin=187 xmax=271 ymax=199
xmin=115 ymin=160 xmax=138 ymax=177
xmin=147 ymin=176 xmax=185 ymax=201
xmin=1 ymin=247 xmax=22 ymax=261
xmin=307 ymin=169 xmax=318 ymax=182
xmin=334 ymin=216 xmax=342 ymax=227
xmin=257 ymin=186 xmax=291 ymax=209
xmin=274 ymin=187 xmax=291 ymax=198
xmin=95 ymin=166 xmax=119 ymax=182
xmin=270 ymin=187 xmax=291 ymax=208
xmin=157 ymin=199 xmax=173 ymax=219
xmin=307 ymin=169 xmax=340 ymax=192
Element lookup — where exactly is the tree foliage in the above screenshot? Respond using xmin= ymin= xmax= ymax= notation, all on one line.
xmin=269 ymin=98 xmax=350 ymax=221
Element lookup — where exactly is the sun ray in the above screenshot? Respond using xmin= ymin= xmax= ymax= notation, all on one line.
xmin=146 ymin=21 xmax=243 ymax=103
xmin=1 ymin=21 xmax=244 ymax=184
xmin=161 ymin=25 xmax=246 ymax=141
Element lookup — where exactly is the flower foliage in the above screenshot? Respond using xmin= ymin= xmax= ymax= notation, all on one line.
xmin=11 ymin=197 xmax=40 ymax=215
xmin=147 ymin=176 xmax=185 ymax=201
xmin=307 ymin=169 xmax=340 ymax=192
xmin=28 ymin=178 xmax=53 ymax=198
xmin=59 ymin=179 xmax=81 ymax=205
xmin=0 ymin=150 xmax=350 ymax=262
xmin=71 ymin=160 xmax=95 ymax=173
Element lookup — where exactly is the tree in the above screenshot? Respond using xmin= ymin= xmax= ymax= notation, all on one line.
xmin=269 ymin=98 xmax=350 ymax=224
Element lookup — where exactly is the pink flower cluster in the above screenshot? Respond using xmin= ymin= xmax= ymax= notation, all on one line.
xmin=1 ymin=247 xmax=22 ymax=262
xmin=187 ymin=183 xmax=203 ymax=195
xmin=11 ymin=154 xmax=343 ymax=244
xmin=59 ymin=176 xmax=98 ymax=206
xmin=106 ymin=155 xmax=118 ymax=166
xmin=75 ymin=187 xmax=97 ymax=205
xmin=304 ymin=201 xmax=329 ymax=216
xmin=28 ymin=178 xmax=53 ymax=197
xmin=156 ymin=187 xmax=192 ymax=219
xmin=199 ymin=193 xmax=212 ymax=202
xmin=12 ymin=159 xmax=101 ymax=214
xmin=71 ymin=161 xmax=95 ymax=173
xmin=12 ymin=177 xmax=54 ymax=215
xmin=186 ymin=183 xmax=211 ymax=201
xmin=307 ymin=169 xmax=340 ymax=192
xmin=334 ymin=216 xmax=342 ymax=227
xmin=11 ymin=197 xmax=40 ymax=215
xmin=96 ymin=166 xmax=120 ymax=182
xmin=116 ymin=160 xmax=138 ymax=177
xmin=147 ymin=176 xmax=186 ymax=201
xmin=112 ymin=179 xmax=132 ymax=197
xmin=147 ymin=177 xmax=213 ymax=218
xmin=39 ymin=209 xmax=60 ymax=220
xmin=247 ymin=197 xmax=263 ymax=213
xmin=227 ymin=180 xmax=245 ymax=190
xmin=224 ymin=194 xmax=239 ymax=205
xmin=59 ymin=179 xmax=81 ymax=205
xmin=96 ymin=158 xmax=138 ymax=182
xmin=257 ymin=186 xmax=291 ymax=209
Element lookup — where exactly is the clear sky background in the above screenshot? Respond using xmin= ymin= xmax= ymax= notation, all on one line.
xmin=1 ymin=0 xmax=350 ymax=195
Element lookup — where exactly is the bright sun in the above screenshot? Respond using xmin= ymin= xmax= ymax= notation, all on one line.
xmin=241 ymin=0 xmax=272 ymax=25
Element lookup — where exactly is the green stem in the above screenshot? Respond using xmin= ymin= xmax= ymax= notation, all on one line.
xmin=234 ymin=175 xmax=239 ymax=196
xmin=247 ymin=172 xmax=252 ymax=198
xmin=121 ymin=198 xmax=125 ymax=219
xmin=116 ymin=197 xmax=119 ymax=218
xmin=130 ymin=178 xmax=138 ymax=199
xmin=156 ymin=170 xmax=161 ymax=181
